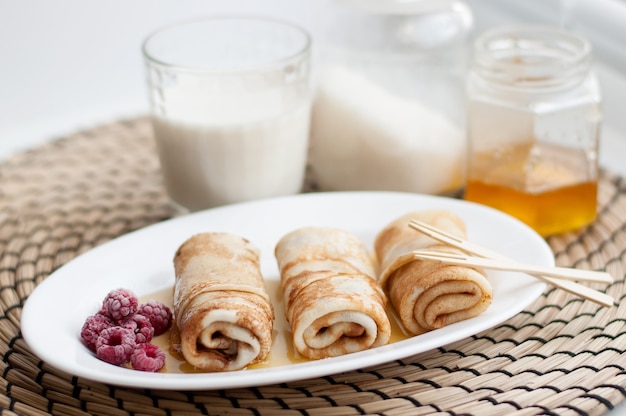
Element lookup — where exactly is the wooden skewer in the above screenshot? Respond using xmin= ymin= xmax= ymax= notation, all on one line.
xmin=408 ymin=219 xmax=615 ymax=308
xmin=411 ymin=250 xmax=613 ymax=284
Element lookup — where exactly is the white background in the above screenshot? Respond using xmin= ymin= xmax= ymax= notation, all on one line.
xmin=1 ymin=0 xmax=625 ymax=174
xmin=1 ymin=0 xmax=626 ymax=412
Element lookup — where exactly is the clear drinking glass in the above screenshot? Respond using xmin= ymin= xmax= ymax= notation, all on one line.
xmin=465 ymin=24 xmax=602 ymax=236
xmin=143 ymin=16 xmax=312 ymax=212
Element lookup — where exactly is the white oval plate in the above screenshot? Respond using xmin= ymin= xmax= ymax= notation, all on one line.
xmin=21 ymin=192 xmax=551 ymax=390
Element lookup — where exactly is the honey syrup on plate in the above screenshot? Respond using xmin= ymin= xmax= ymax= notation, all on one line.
xmin=464 ymin=141 xmax=598 ymax=236
xmin=144 ymin=282 xmax=411 ymax=374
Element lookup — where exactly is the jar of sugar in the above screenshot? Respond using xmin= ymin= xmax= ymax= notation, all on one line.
xmin=309 ymin=0 xmax=473 ymax=195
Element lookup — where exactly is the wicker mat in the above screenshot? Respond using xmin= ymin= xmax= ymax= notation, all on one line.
xmin=1 ymin=117 xmax=626 ymax=416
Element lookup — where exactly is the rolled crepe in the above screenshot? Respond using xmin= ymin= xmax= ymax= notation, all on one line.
xmin=275 ymin=226 xmax=391 ymax=359
xmin=172 ymin=232 xmax=274 ymax=371
xmin=375 ymin=210 xmax=492 ymax=335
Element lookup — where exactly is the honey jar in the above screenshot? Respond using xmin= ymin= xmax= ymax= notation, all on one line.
xmin=465 ymin=24 xmax=602 ymax=236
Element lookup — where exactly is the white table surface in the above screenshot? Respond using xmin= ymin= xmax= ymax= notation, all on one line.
xmin=1 ymin=0 xmax=625 ymax=413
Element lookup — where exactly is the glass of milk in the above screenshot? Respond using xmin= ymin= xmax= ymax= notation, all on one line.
xmin=142 ymin=16 xmax=312 ymax=212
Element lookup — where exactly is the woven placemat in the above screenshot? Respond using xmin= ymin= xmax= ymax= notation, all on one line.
xmin=1 ymin=117 xmax=625 ymax=416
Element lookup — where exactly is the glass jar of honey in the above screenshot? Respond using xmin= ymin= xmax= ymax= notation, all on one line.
xmin=465 ymin=24 xmax=602 ymax=236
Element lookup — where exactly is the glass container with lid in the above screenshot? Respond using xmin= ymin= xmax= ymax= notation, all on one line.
xmin=465 ymin=24 xmax=602 ymax=236
xmin=309 ymin=0 xmax=473 ymax=195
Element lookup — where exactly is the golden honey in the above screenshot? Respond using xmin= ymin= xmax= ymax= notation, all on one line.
xmin=464 ymin=142 xmax=598 ymax=236
xmin=465 ymin=179 xmax=597 ymax=237
xmin=464 ymin=142 xmax=599 ymax=236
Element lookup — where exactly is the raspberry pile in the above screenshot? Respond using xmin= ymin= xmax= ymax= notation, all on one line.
xmin=80 ymin=288 xmax=172 ymax=372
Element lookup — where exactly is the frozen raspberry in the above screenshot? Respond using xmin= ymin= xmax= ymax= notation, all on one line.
xmin=122 ymin=313 xmax=154 ymax=344
xmin=137 ymin=300 xmax=172 ymax=336
xmin=101 ymin=288 xmax=139 ymax=322
xmin=131 ymin=343 xmax=166 ymax=372
xmin=81 ymin=313 xmax=115 ymax=352
xmin=95 ymin=326 xmax=136 ymax=366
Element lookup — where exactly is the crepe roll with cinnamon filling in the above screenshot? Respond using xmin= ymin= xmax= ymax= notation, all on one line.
xmin=275 ymin=227 xmax=391 ymax=360
xmin=375 ymin=210 xmax=492 ymax=335
xmin=172 ymin=232 xmax=274 ymax=371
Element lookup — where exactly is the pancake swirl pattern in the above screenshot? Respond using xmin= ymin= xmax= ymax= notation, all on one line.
xmin=375 ymin=210 xmax=492 ymax=335
xmin=275 ymin=226 xmax=391 ymax=359
xmin=172 ymin=232 xmax=274 ymax=371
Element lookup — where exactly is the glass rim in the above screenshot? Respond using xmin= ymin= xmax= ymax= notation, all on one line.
xmin=142 ymin=15 xmax=312 ymax=73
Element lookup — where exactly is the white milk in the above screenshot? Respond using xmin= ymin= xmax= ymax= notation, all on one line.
xmin=153 ymin=105 xmax=310 ymax=212
xmin=309 ymin=66 xmax=464 ymax=195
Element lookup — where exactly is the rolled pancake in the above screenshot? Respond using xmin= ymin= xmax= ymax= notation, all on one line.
xmin=172 ymin=232 xmax=274 ymax=371
xmin=275 ymin=227 xmax=391 ymax=359
xmin=375 ymin=210 xmax=492 ymax=335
